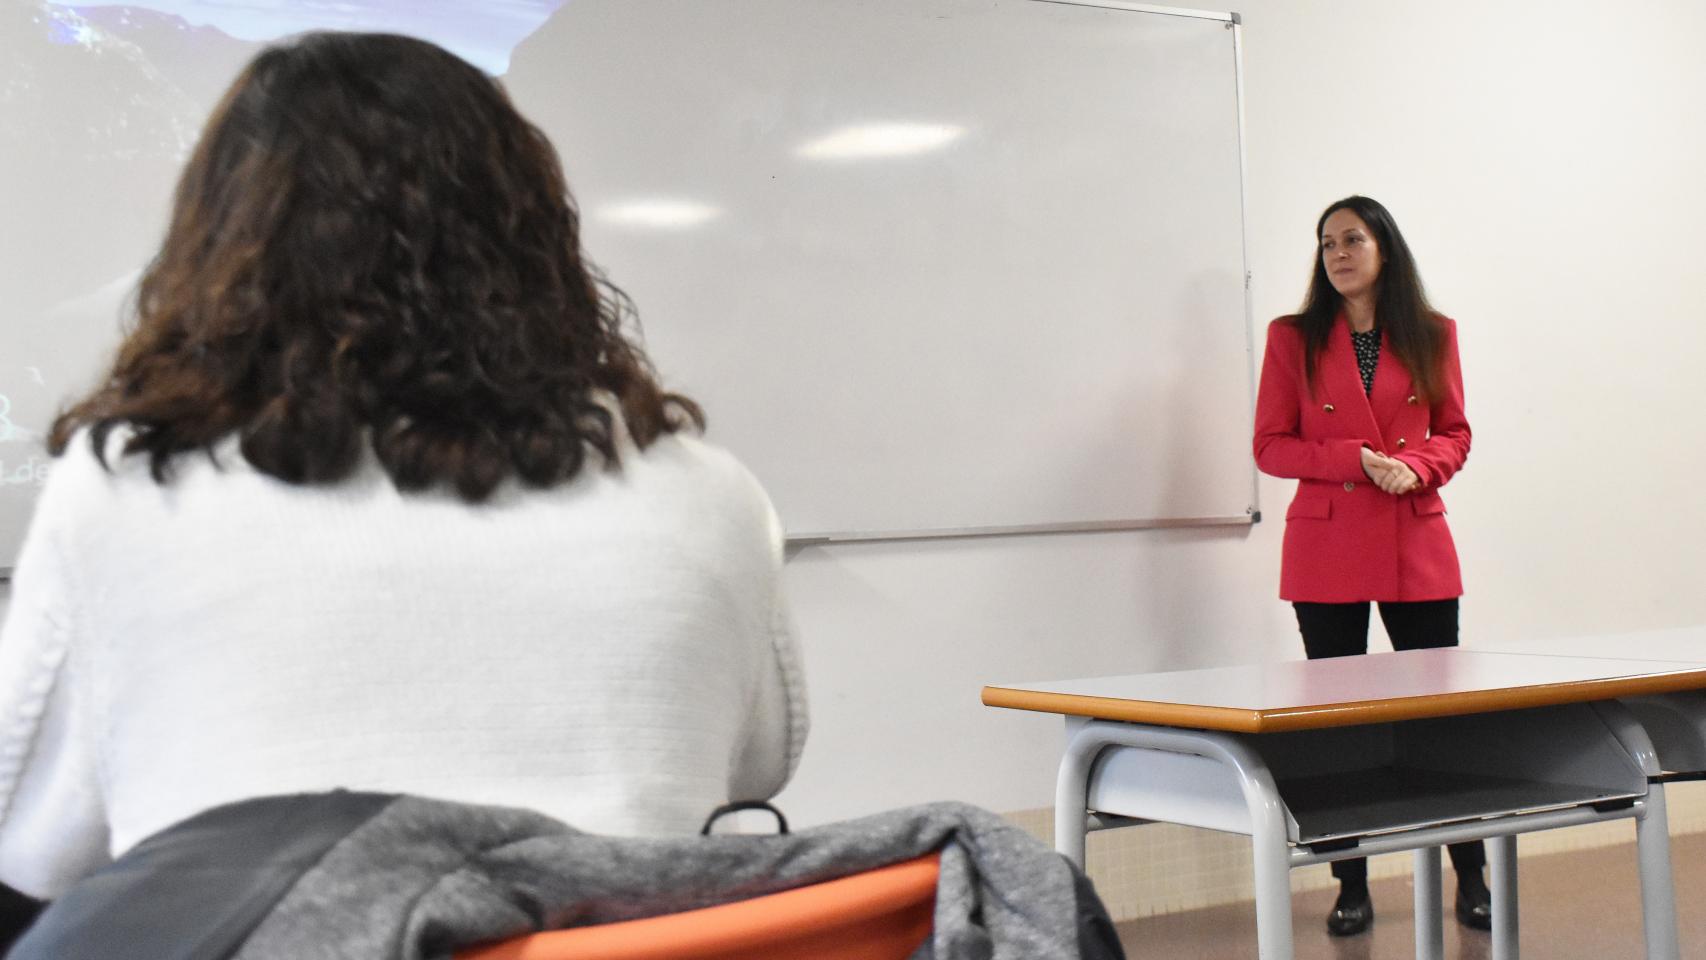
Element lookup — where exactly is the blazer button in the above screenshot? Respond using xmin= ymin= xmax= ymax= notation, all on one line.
xmin=1407 ymin=395 xmax=1419 ymax=405
xmin=1343 ymin=481 xmax=1355 ymax=492
xmin=1397 ymin=438 xmax=1407 ymax=448
xmin=1323 ymin=403 xmax=1335 ymax=413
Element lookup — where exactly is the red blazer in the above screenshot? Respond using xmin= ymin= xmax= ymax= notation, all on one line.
xmin=1253 ymin=315 xmax=1470 ymax=603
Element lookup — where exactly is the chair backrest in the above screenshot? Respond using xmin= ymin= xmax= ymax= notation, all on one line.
xmin=454 ymin=852 xmax=939 ymax=960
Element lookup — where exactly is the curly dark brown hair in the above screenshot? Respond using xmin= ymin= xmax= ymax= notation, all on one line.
xmin=51 ymin=31 xmax=701 ymax=502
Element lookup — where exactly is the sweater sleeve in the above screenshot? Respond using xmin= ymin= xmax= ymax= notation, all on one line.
xmin=729 ymin=504 xmax=809 ymax=802
xmin=0 ymin=483 xmax=110 ymax=899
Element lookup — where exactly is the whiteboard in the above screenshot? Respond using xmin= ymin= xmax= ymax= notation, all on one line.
xmin=1 ymin=0 xmax=1257 ymax=571
xmin=502 ymin=0 xmax=1259 ymax=540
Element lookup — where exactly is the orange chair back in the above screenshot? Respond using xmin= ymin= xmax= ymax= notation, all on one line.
xmin=455 ymin=852 xmax=939 ymax=960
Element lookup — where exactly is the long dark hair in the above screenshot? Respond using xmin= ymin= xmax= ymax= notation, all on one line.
xmin=1289 ymin=195 xmax=1447 ymax=401
xmin=51 ymin=31 xmax=701 ymax=502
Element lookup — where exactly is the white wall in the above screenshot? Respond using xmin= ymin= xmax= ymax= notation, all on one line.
xmin=774 ymin=0 xmax=1706 ymax=825
xmin=3 ymin=0 xmax=1703 ymax=830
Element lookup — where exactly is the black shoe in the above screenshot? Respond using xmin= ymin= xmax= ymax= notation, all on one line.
xmin=1455 ymin=886 xmax=1492 ymax=930
xmin=1326 ymin=888 xmax=1373 ymax=937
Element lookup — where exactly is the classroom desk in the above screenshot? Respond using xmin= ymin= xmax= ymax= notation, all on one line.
xmin=983 ymin=649 xmax=1706 ymax=960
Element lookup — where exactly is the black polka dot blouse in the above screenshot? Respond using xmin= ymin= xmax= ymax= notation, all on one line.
xmin=1351 ymin=327 xmax=1380 ymax=396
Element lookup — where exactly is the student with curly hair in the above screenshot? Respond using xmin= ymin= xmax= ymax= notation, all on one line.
xmin=0 ymin=32 xmax=807 ymax=904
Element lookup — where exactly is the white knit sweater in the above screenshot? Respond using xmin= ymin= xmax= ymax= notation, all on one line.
xmin=0 ymin=425 xmax=807 ymax=899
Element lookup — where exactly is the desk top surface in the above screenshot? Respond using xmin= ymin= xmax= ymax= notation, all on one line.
xmin=981 ymin=648 xmax=1706 ymax=733
xmin=1474 ymin=625 xmax=1706 ymax=663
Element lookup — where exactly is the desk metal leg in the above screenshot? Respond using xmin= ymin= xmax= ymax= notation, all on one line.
xmin=1489 ymin=834 xmax=1518 ymax=960
xmin=1594 ymin=700 xmax=1682 ymax=960
xmin=1413 ymin=846 xmax=1443 ymax=960
xmin=1636 ymin=785 xmax=1679 ymax=960
xmin=1250 ymin=832 xmax=1293 ymax=960
xmin=1053 ymin=743 xmax=1093 ymax=868
xmin=1054 ymin=720 xmax=1294 ymax=959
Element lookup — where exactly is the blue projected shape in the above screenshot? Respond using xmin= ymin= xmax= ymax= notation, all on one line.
xmin=46 ymin=14 xmax=83 ymax=44
xmin=63 ymin=1 xmax=569 ymax=74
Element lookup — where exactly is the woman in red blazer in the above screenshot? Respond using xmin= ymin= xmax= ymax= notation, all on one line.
xmin=1253 ymin=196 xmax=1482 ymax=938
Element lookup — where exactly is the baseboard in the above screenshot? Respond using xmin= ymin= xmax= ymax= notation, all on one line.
xmin=1003 ymin=780 xmax=1706 ymax=922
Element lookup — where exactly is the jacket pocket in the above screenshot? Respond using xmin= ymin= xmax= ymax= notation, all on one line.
xmin=1286 ymin=496 xmax=1332 ymax=520
xmin=1412 ymin=493 xmax=1446 ymax=516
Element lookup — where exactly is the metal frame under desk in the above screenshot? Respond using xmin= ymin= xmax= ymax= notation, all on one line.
xmin=1053 ymin=701 xmax=1677 ymax=960
xmin=1624 ymin=690 xmax=1706 ymax=778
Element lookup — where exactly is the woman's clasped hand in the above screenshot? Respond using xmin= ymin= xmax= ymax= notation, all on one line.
xmin=1358 ymin=446 xmax=1420 ymax=496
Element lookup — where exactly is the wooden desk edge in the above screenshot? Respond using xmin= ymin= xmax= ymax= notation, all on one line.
xmin=981 ymin=671 xmax=1706 ymax=734
xmin=981 ymin=686 xmax=1268 ymax=733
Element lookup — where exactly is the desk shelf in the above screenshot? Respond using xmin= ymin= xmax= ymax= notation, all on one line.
xmin=1081 ymin=701 xmax=1651 ymax=848
xmin=1279 ymin=766 xmax=1639 ymax=846
xmin=1255 ymin=702 xmax=1650 ymax=847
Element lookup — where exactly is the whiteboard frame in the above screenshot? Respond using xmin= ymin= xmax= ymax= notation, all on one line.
xmin=787 ymin=512 xmax=1256 ymax=550
xmin=788 ymin=1 xmax=1260 ymax=546
xmin=1032 ymin=0 xmax=1239 ymax=24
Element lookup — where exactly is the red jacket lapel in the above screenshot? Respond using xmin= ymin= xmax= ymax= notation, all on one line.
xmin=1368 ymin=337 xmax=1415 ymax=439
xmin=1323 ymin=319 xmax=1383 ymax=445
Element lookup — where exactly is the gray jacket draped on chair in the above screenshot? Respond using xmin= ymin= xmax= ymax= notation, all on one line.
xmin=11 ymin=792 xmax=1124 ymax=960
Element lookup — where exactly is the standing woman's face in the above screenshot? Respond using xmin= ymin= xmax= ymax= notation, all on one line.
xmin=1320 ymin=209 xmax=1382 ymax=301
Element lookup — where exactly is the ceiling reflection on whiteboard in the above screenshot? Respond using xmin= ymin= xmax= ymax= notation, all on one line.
xmin=796 ymin=123 xmax=965 ymax=161
xmin=595 ymin=200 xmax=722 ymax=231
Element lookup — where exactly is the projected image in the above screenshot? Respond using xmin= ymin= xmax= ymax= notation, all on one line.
xmin=1 ymin=0 xmax=571 ymax=563
xmin=49 ymin=1 xmax=567 ymax=76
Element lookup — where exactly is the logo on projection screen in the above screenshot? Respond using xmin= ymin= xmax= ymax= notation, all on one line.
xmin=0 ymin=394 xmax=48 ymax=489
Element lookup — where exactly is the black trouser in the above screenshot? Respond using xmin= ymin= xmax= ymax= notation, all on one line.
xmin=1293 ymin=599 xmax=1486 ymax=887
